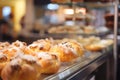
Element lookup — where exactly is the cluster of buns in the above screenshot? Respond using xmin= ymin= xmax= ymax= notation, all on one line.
xmin=0 ymin=39 xmax=84 ymax=80
xmin=0 ymin=41 xmax=41 ymax=80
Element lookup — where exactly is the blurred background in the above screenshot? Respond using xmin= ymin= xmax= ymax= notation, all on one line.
xmin=0 ymin=1 xmax=119 ymax=80
xmin=0 ymin=0 xmax=115 ymax=43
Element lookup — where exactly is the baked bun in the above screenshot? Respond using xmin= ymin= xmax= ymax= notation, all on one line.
xmin=1 ymin=40 xmax=27 ymax=61
xmin=11 ymin=40 xmax=27 ymax=49
xmin=36 ymin=52 xmax=60 ymax=74
xmin=85 ymin=44 xmax=103 ymax=51
xmin=85 ymin=39 xmax=113 ymax=51
xmin=0 ymin=42 xmax=10 ymax=50
xmin=1 ymin=55 xmax=41 ymax=80
xmin=50 ymin=41 xmax=84 ymax=62
xmin=83 ymin=26 xmax=96 ymax=34
xmin=2 ymin=46 xmax=24 ymax=61
xmin=0 ymin=54 xmax=8 ymax=76
xmin=78 ymin=36 xmax=101 ymax=46
xmin=28 ymin=39 xmax=52 ymax=52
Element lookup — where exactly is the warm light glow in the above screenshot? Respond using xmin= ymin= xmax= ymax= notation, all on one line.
xmin=14 ymin=0 xmax=26 ymax=32
xmin=2 ymin=6 xmax=11 ymax=17
xmin=47 ymin=3 xmax=59 ymax=10
xmin=76 ymin=8 xmax=86 ymax=15
xmin=64 ymin=8 xmax=74 ymax=15
xmin=0 ymin=0 xmax=26 ymax=32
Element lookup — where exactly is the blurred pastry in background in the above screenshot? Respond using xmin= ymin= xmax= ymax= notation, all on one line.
xmin=77 ymin=36 xmax=100 ymax=46
xmin=83 ymin=26 xmax=98 ymax=34
xmin=85 ymin=39 xmax=113 ymax=51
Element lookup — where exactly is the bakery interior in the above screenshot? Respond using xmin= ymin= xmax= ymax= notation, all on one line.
xmin=0 ymin=0 xmax=119 ymax=80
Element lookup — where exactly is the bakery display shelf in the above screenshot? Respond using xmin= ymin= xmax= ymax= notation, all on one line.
xmin=76 ymin=31 xmax=111 ymax=37
xmin=40 ymin=31 xmax=111 ymax=39
xmin=19 ymin=32 xmax=111 ymax=41
xmin=51 ymin=2 xmax=114 ymax=8
xmin=41 ymin=45 xmax=113 ymax=80
xmin=74 ymin=2 xmax=114 ymax=8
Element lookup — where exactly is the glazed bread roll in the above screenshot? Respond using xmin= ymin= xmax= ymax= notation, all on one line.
xmin=50 ymin=41 xmax=84 ymax=62
xmin=1 ymin=55 xmax=41 ymax=80
xmin=36 ymin=52 xmax=60 ymax=74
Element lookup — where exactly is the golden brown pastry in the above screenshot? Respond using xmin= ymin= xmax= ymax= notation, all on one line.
xmin=85 ymin=39 xmax=113 ymax=52
xmin=36 ymin=52 xmax=60 ymax=74
xmin=50 ymin=41 xmax=84 ymax=62
xmin=83 ymin=26 xmax=97 ymax=34
xmin=77 ymin=36 xmax=101 ymax=46
xmin=85 ymin=44 xmax=103 ymax=51
xmin=2 ymin=46 xmax=24 ymax=61
xmin=1 ymin=55 xmax=41 ymax=80
xmin=28 ymin=39 xmax=52 ymax=52
xmin=48 ymin=26 xmax=82 ymax=34
xmin=11 ymin=40 xmax=27 ymax=49
xmin=1 ymin=40 xmax=27 ymax=61
xmin=0 ymin=54 xmax=8 ymax=76
xmin=0 ymin=42 xmax=10 ymax=50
